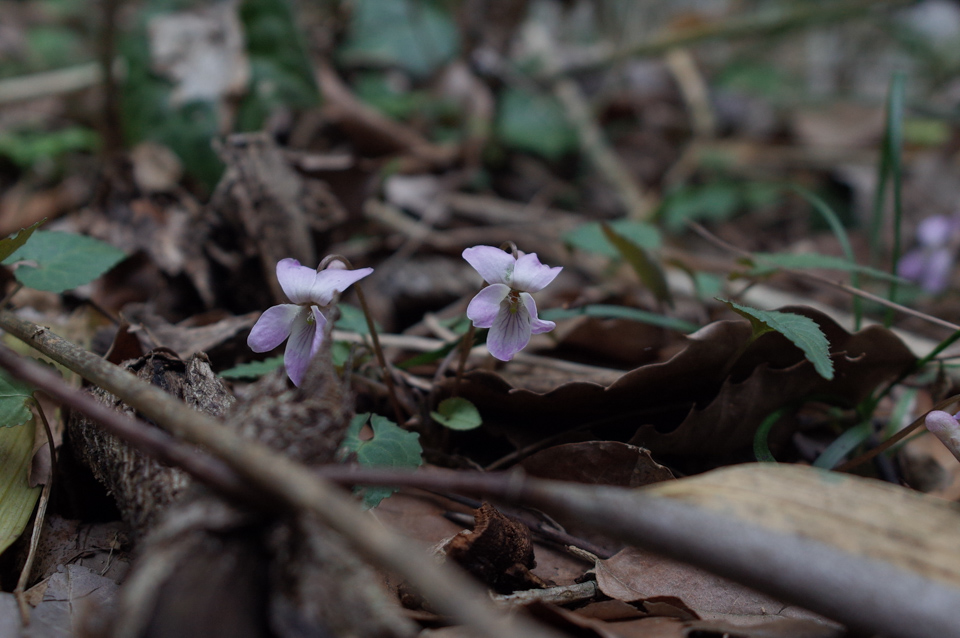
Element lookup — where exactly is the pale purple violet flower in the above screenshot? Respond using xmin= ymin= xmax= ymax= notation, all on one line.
xmin=898 ymin=215 xmax=960 ymax=294
xmin=925 ymin=410 xmax=960 ymax=463
xmin=247 ymin=258 xmax=373 ymax=386
xmin=463 ymin=246 xmax=562 ymax=361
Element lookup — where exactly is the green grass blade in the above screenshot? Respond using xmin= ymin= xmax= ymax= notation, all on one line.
xmin=814 ymin=420 xmax=873 ymax=469
xmin=788 ymin=185 xmax=863 ymax=328
xmin=754 ymin=407 xmax=790 ymax=463
xmin=541 ymin=304 xmax=699 ymax=333
xmin=885 ymin=72 xmax=907 ymax=326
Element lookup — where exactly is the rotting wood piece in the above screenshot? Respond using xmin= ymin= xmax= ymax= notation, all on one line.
xmin=68 ymin=348 xmax=235 ymax=535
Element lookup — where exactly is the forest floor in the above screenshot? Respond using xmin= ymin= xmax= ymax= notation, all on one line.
xmin=1 ymin=1 xmax=960 ymax=637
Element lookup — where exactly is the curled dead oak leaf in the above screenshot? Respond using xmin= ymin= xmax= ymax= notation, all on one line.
xmin=444 ymin=306 xmax=914 ymax=457
xmin=521 ymin=441 xmax=674 ymax=488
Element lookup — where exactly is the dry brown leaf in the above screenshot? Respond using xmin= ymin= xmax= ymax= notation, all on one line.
xmin=648 ymin=464 xmax=960 ymax=584
xmin=514 ymin=463 xmax=960 ymax=637
xmin=122 ymin=304 xmax=258 ymax=359
xmin=606 ymin=615 xmax=845 ymax=638
xmin=450 ymin=306 xmax=915 ymax=456
xmin=521 ymin=441 xmax=674 ymax=487
xmin=593 ymin=547 xmax=827 ymax=623
xmin=26 ymin=565 xmax=120 ymax=637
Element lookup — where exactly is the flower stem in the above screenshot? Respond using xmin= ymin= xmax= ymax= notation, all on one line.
xmin=319 ymin=255 xmax=404 ymax=422
xmin=453 ymin=323 xmax=476 ymax=398
xmin=353 ymin=283 xmax=404 ymax=423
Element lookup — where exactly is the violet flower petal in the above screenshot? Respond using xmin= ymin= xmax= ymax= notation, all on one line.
xmin=487 ymin=299 xmax=532 ymax=361
xmin=520 ymin=292 xmax=556 ymax=335
xmin=512 ymin=252 xmax=562 ymax=292
xmin=309 ymin=267 xmax=374 ymax=306
xmin=897 ymin=250 xmax=927 ymax=282
xmin=284 ymin=308 xmax=323 ymax=387
xmin=247 ymin=304 xmax=301 ymax=352
xmin=277 ymin=258 xmax=319 ymax=304
xmin=925 ymin=410 xmax=960 ymax=463
xmin=463 ymin=246 xmax=515 ymax=285
xmin=466 ymin=284 xmax=510 ymax=328
xmin=918 ymin=215 xmax=954 ymax=248
xmin=921 ymin=248 xmax=954 ymax=294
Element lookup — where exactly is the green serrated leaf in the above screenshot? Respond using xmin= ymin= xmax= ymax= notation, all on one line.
xmin=0 ymin=220 xmax=44 ymax=264
xmin=0 ymin=369 xmax=34 ymax=428
xmin=431 ymin=397 xmax=482 ymax=431
xmin=747 ymin=253 xmax=905 ymax=283
xmin=4 ymin=231 xmax=125 ymax=293
xmin=601 ymin=222 xmax=672 ymax=307
xmin=0 ymin=417 xmax=41 ymax=556
xmin=219 ymin=356 xmax=284 ymax=380
xmin=341 ymin=413 xmax=422 ymax=508
xmin=563 ymin=220 xmax=661 ymax=258
xmin=721 ymin=299 xmax=834 ymax=380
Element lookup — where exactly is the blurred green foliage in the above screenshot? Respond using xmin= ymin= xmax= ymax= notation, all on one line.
xmin=563 ymin=219 xmax=662 ymax=257
xmin=0 ymin=127 xmax=99 ymax=169
xmin=235 ymin=0 xmax=320 ymax=131
xmin=120 ymin=0 xmax=319 ymax=189
xmin=658 ymin=180 xmax=781 ymax=233
xmin=338 ymin=0 xmax=459 ymax=78
xmin=496 ymin=87 xmax=578 ymax=160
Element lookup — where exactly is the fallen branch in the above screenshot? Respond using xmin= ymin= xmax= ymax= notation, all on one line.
xmin=0 ymin=310 xmax=563 ymax=638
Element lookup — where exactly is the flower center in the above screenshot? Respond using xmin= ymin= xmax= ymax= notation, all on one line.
xmin=507 ymin=289 xmax=521 ymax=314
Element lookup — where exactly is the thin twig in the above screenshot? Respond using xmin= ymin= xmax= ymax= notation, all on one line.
xmin=544 ymin=43 xmax=655 ymax=220
xmin=688 ymin=221 xmax=960 ymax=333
xmin=13 ymin=400 xmax=56 ymax=624
xmin=0 ymin=311 xmax=563 ymax=638
xmin=549 ymin=0 xmax=918 ymax=78
xmin=0 ymin=62 xmax=109 ymax=105
xmin=664 ymin=48 xmax=715 ymax=139
xmin=837 ymin=393 xmax=960 ymax=471
xmin=97 ymin=0 xmax=123 ymax=154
